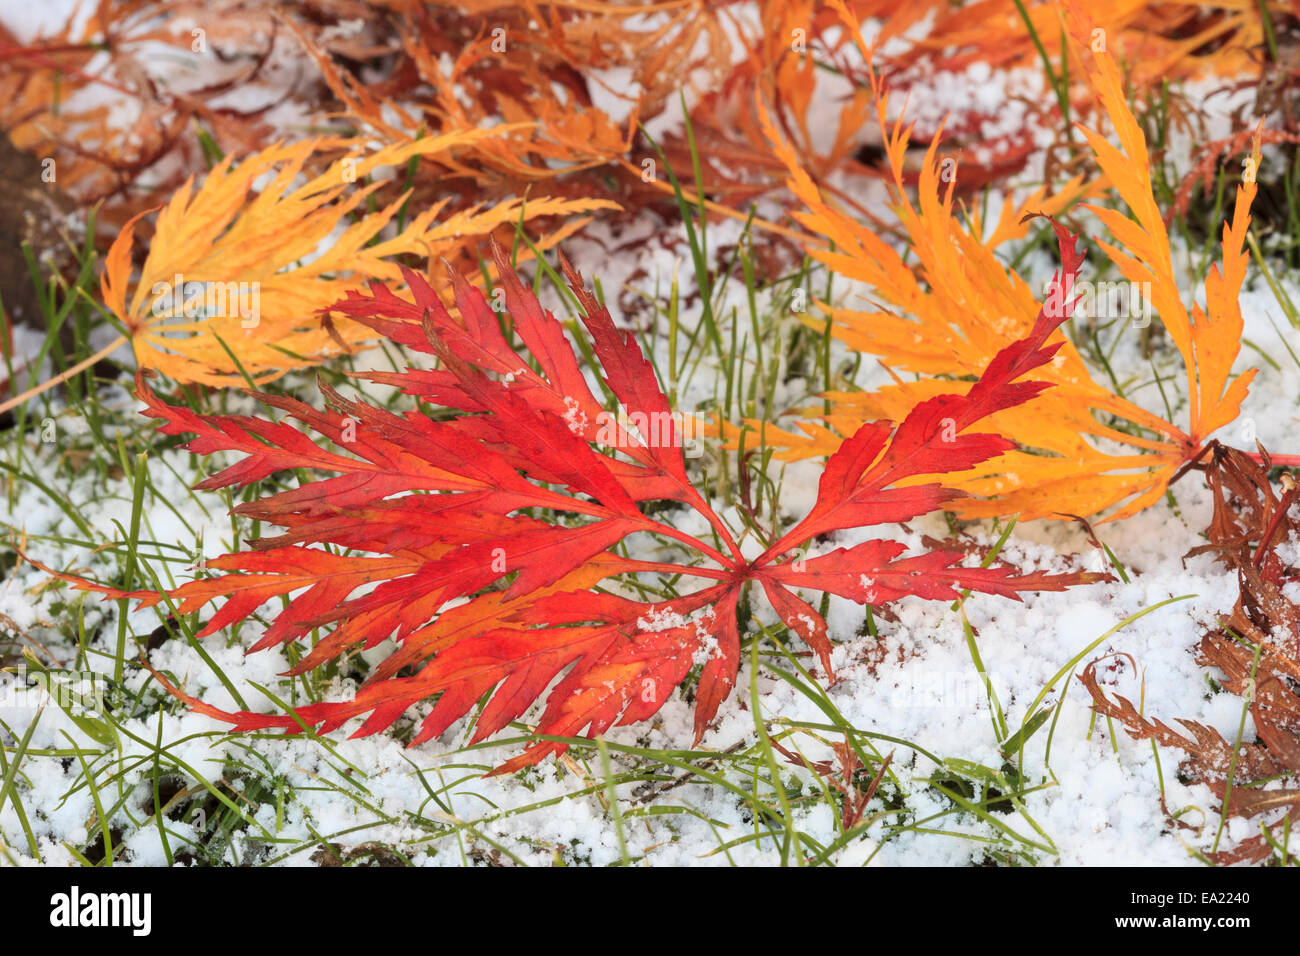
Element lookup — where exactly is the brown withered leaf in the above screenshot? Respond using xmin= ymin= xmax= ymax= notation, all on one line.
xmin=1085 ymin=443 xmax=1300 ymax=864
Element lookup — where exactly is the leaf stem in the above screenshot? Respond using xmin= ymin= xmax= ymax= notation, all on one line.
xmin=0 ymin=333 xmax=126 ymax=416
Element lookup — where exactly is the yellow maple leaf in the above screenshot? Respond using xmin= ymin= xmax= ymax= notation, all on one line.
xmin=733 ymin=1 xmax=1262 ymax=522
xmin=85 ymin=130 xmax=617 ymax=387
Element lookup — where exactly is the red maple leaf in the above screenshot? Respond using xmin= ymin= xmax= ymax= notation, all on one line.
xmin=47 ymin=235 xmax=1104 ymax=772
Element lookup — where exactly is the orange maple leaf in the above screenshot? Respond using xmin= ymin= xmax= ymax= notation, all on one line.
xmin=731 ymin=2 xmax=1267 ymax=522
